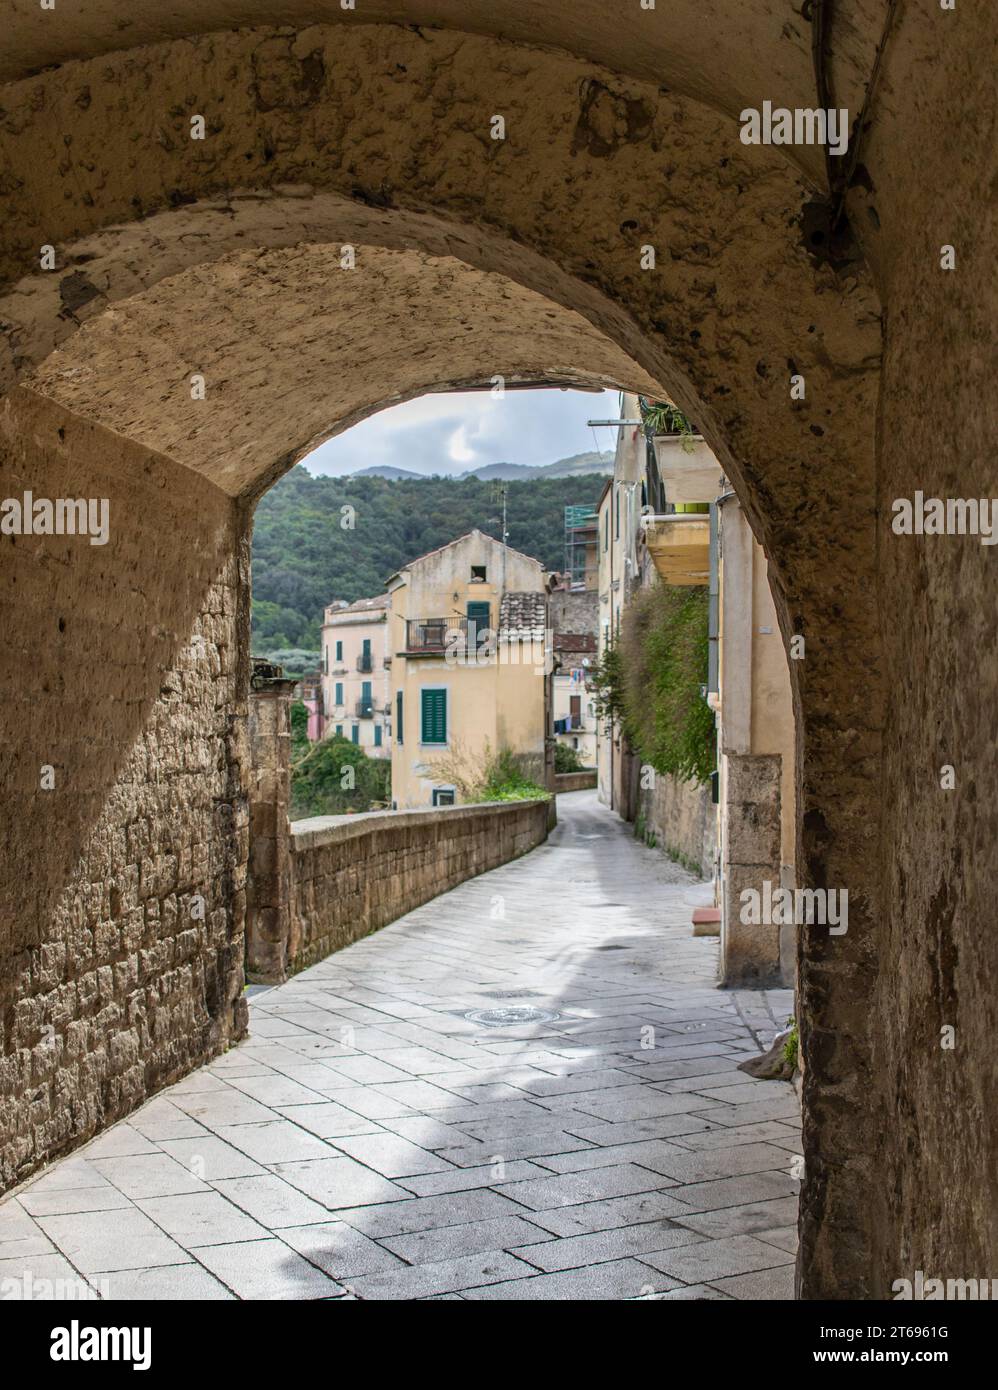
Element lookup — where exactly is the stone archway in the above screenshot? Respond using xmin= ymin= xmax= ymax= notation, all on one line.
xmin=1 ymin=8 xmax=994 ymax=1302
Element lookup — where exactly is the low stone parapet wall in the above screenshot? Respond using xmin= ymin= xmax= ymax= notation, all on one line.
xmin=555 ymin=770 xmax=597 ymax=792
xmin=279 ymin=799 xmax=550 ymax=977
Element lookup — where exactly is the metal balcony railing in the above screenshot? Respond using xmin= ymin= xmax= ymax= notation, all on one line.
xmin=404 ymin=617 xmax=468 ymax=653
xmin=355 ymin=699 xmax=375 ymax=718
xmin=356 ymin=654 xmax=374 ymax=672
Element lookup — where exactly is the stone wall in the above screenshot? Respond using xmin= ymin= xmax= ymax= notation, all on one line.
xmin=637 ymin=773 xmax=715 ymax=881
xmin=245 ymin=684 xmax=296 ymax=983
xmin=0 ymin=389 xmax=249 ymax=1194
xmin=287 ymin=801 xmax=551 ymax=976
xmin=555 ymin=771 xmax=597 ymax=793
xmin=720 ymin=754 xmax=783 ymax=987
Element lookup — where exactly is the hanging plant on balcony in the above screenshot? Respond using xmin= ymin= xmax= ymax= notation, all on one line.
xmin=638 ymin=396 xmax=698 ymax=452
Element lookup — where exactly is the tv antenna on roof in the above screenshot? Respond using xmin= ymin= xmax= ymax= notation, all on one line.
xmin=489 ymin=480 xmax=509 ymax=546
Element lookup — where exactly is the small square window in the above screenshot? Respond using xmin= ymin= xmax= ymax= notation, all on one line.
xmin=470 ymin=565 xmax=487 ymax=582
xmin=433 ymin=788 xmax=456 ymax=807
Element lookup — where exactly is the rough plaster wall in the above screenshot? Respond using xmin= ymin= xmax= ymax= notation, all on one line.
xmin=0 ymin=2 xmax=879 ymax=184
xmin=0 ymin=388 xmax=249 ymax=1191
xmin=840 ymin=1 xmax=998 ymax=1293
xmin=0 ymin=21 xmax=897 ymax=1297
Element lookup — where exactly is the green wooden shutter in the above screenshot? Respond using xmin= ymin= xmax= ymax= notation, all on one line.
xmin=466 ymin=600 xmax=490 ymax=651
xmin=395 ymin=689 xmax=403 ymax=745
xmin=421 ymin=688 xmax=447 ymax=744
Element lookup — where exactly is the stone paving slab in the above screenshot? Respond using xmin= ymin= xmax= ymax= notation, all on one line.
xmin=0 ymin=791 xmax=799 ymax=1300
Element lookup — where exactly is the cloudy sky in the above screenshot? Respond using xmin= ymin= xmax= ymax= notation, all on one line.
xmin=302 ymin=387 xmax=621 ymax=477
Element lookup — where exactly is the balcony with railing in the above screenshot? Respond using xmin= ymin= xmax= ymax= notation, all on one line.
xmin=355 ymin=698 xmax=375 ymax=719
xmin=403 ymin=617 xmax=468 ymax=654
xmin=356 ymin=653 xmax=374 ymax=673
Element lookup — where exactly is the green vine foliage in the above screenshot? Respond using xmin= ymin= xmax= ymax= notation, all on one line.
xmin=619 ymin=583 xmax=715 ymax=785
xmin=589 ymin=642 xmax=627 ymax=726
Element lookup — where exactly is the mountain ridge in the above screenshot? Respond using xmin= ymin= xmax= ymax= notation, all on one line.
xmin=346 ymin=449 xmax=612 ymax=482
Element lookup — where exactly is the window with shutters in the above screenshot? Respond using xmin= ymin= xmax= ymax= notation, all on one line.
xmin=466 ymin=600 xmax=491 ymax=653
xmin=374 ymin=724 xmax=382 ymax=748
xmin=420 ymin=687 xmax=448 ymax=745
xmin=334 ymin=681 xmax=343 ymax=706
xmin=395 ymin=689 xmax=403 ymax=745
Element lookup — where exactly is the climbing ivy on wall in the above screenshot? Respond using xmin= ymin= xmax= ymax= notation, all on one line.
xmin=618 ymin=582 xmax=715 ymax=785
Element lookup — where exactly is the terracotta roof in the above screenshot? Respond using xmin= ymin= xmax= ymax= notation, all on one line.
xmin=324 ymin=593 xmax=389 ymax=623
xmin=498 ymin=591 xmax=547 ymax=640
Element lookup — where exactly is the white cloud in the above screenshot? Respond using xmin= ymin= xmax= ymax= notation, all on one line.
xmin=302 ymin=388 xmax=619 ymax=477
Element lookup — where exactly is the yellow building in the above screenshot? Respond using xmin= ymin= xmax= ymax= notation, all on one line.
xmin=321 ymin=595 xmax=391 ymax=757
xmin=387 ymin=531 xmax=549 ymax=809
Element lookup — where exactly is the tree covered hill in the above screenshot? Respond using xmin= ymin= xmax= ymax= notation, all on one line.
xmin=252 ymin=465 xmax=606 ymax=650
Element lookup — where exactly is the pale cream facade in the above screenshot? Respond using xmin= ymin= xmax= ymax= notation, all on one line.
xmin=321 ymin=595 xmax=391 ymax=757
xmin=552 ymin=669 xmax=597 ymax=766
xmin=596 ymin=392 xmax=797 ymax=986
xmin=596 ymin=393 xmax=647 ymax=809
xmin=387 ymin=531 xmax=549 ymax=810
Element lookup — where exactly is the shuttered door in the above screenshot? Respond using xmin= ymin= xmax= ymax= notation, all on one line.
xmin=421 ymin=688 xmax=447 ymax=744
xmin=466 ymin=600 xmax=490 ymax=654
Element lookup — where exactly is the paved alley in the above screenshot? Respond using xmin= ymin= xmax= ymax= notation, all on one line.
xmin=0 ymin=791 xmax=800 ymax=1301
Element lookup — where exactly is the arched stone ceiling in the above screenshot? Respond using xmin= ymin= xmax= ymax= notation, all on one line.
xmin=0 ymin=190 xmax=694 ymax=403
xmin=26 ymin=242 xmax=660 ymax=497
xmin=0 ymin=0 xmax=887 ymax=187
xmin=0 ymin=21 xmax=882 ymax=631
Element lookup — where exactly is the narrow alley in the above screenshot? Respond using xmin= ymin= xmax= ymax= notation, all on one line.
xmin=0 ymin=792 xmax=799 ymax=1300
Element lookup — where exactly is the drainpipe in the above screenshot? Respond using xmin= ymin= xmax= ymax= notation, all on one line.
xmin=708 ymin=501 xmax=720 ymax=697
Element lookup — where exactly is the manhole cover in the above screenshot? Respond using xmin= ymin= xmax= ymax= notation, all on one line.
xmin=463 ymin=1006 xmax=560 ymax=1028
xmin=479 ymin=990 xmax=544 ymax=1000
